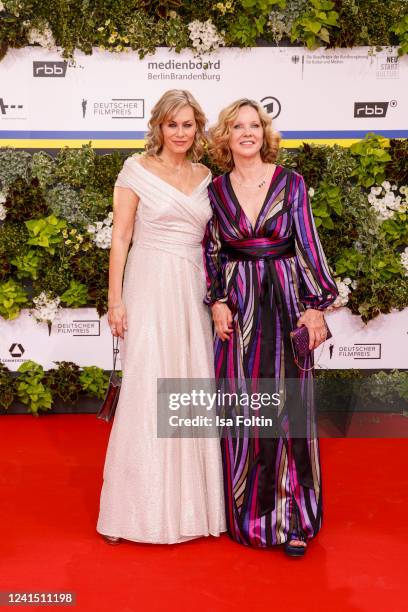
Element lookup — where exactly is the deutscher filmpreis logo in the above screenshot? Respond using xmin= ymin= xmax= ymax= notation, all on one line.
xmin=337 ymin=343 xmax=381 ymax=359
xmin=55 ymin=320 xmax=100 ymax=336
xmin=81 ymin=98 xmax=144 ymax=119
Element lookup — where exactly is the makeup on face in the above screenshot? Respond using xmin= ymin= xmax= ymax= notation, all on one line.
xmin=229 ymin=105 xmax=264 ymax=158
xmin=161 ymin=105 xmax=197 ymax=154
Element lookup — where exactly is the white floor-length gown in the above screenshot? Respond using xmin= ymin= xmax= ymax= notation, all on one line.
xmin=97 ymin=155 xmax=226 ymax=543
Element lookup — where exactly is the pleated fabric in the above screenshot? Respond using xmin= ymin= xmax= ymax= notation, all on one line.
xmin=97 ymin=156 xmax=226 ymax=544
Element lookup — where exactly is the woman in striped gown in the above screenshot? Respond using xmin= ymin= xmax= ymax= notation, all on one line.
xmin=203 ymin=99 xmax=338 ymax=555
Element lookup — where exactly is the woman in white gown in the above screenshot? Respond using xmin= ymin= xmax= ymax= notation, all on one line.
xmin=97 ymin=90 xmax=226 ymax=544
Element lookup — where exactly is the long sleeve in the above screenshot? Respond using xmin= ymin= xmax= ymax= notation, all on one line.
xmin=292 ymin=173 xmax=338 ymax=310
xmin=202 ymin=211 xmax=228 ymax=307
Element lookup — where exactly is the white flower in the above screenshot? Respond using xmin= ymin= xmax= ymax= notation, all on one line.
xmin=330 ymin=277 xmax=352 ymax=308
xmin=88 ymin=216 xmax=113 ymax=249
xmin=188 ymin=19 xmax=224 ymax=55
xmin=0 ymin=203 xmax=6 ymax=220
xmin=401 ymin=247 xmax=408 ymax=277
xmin=0 ymin=189 xmax=7 ymax=204
xmin=31 ymin=291 xmax=61 ymax=324
xmin=367 ymin=183 xmax=405 ymax=222
xmin=27 ymin=23 xmax=56 ymax=49
xmin=383 ymin=191 xmax=397 ymax=206
xmin=0 ymin=2 xmax=4 ymax=12
xmin=308 ymin=187 xmax=315 ymax=198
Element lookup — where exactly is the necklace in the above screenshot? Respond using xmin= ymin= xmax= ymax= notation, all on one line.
xmin=158 ymin=157 xmax=189 ymax=173
xmin=231 ymin=166 xmax=270 ymax=190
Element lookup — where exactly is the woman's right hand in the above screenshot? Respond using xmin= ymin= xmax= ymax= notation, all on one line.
xmin=211 ymin=302 xmax=234 ymax=341
xmin=108 ymin=301 xmax=128 ymax=338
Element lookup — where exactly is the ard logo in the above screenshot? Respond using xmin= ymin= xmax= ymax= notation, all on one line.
xmin=260 ymin=96 xmax=281 ymax=119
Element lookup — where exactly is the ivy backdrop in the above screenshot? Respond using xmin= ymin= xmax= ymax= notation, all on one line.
xmin=0 ymin=0 xmax=407 ymax=415
xmin=0 ymin=0 xmax=407 ymax=60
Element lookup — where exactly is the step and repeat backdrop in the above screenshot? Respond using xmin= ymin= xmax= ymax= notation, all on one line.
xmin=0 ymin=307 xmax=407 ymax=371
xmin=0 ymin=45 xmax=407 ymax=149
xmin=0 ymin=45 xmax=407 ymax=370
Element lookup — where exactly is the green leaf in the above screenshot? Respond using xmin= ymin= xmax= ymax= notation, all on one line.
xmin=307 ymin=20 xmax=322 ymax=34
xmin=319 ymin=27 xmax=330 ymax=43
xmin=322 ymin=216 xmax=334 ymax=229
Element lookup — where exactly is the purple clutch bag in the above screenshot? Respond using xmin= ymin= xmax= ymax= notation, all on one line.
xmin=290 ymin=321 xmax=332 ymax=370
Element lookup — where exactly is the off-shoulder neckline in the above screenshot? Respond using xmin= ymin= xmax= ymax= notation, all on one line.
xmin=130 ymin=155 xmax=212 ymax=198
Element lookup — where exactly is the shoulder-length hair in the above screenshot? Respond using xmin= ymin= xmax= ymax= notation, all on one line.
xmin=145 ymin=89 xmax=207 ymax=162
xmin=208 ymin=98 xmax=281 ymax=173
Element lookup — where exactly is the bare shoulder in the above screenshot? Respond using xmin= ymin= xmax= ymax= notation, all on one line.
xmin=192 ymin=162 xmax=211 ymax=181
xmin=134 ymin=153 xmax=152 ymax=169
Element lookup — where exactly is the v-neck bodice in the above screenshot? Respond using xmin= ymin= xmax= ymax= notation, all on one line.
xmin=114 ymin=154 xmax=213 ymax=268
xmin=215 ymin=166 xmax=289 ymax=239
xmin=133 ymin=157 xmax=212 ymax=199
xmin=226 ymin=165 xmax=280 ymax=233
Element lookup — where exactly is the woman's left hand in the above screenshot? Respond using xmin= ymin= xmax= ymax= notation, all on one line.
xmin=297 ymin=309 xmax=327 ymax=351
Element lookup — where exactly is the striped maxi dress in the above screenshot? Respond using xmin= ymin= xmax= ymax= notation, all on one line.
xmin=203 ymin=166 xmax=338 ymax=547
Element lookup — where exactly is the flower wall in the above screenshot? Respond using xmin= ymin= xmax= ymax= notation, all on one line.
xmin=0 ymin=0 xmax=407 ymax=62
xmin=0 ymin=136 xmax=407 ymax=333
xmin=1 ymin=0 xmax=407 ymax=415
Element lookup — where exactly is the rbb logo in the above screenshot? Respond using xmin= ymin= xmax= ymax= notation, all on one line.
xmin=354 ymin=101 xmax=397 ymax=118
xmin=9 ymin=343 xmax=25 ymax=358
xmin=33 ymin=61 xmax=67 ymax=77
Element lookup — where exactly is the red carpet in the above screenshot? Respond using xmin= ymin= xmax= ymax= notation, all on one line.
xmin=1 ymin=415 xmax=406 ymax=612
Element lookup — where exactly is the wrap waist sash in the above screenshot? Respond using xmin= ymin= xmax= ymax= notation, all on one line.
xmin=221 ymin=236 xmax=295 ymax=261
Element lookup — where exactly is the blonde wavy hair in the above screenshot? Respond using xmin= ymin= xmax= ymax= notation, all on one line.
xmin=208 ymin=98 xmax=281 ymax=172
xmin=145 ymin=89 xmax=207 ymax=162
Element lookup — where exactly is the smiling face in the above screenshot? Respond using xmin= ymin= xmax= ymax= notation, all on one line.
xmin=228 ymin=104 xmax=264 ymax=161
xmin=161 ymin=104 xmax=197 ymax=156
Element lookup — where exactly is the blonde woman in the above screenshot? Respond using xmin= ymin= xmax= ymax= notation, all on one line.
xmin=97 ymin=90 xmax=226 ymax=544
xmin=203 ymin=99 xmax=338 ymax=555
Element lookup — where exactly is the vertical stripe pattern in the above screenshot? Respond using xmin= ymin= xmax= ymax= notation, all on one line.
xmin=203 ymin=167 xmax=338 ymax=547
